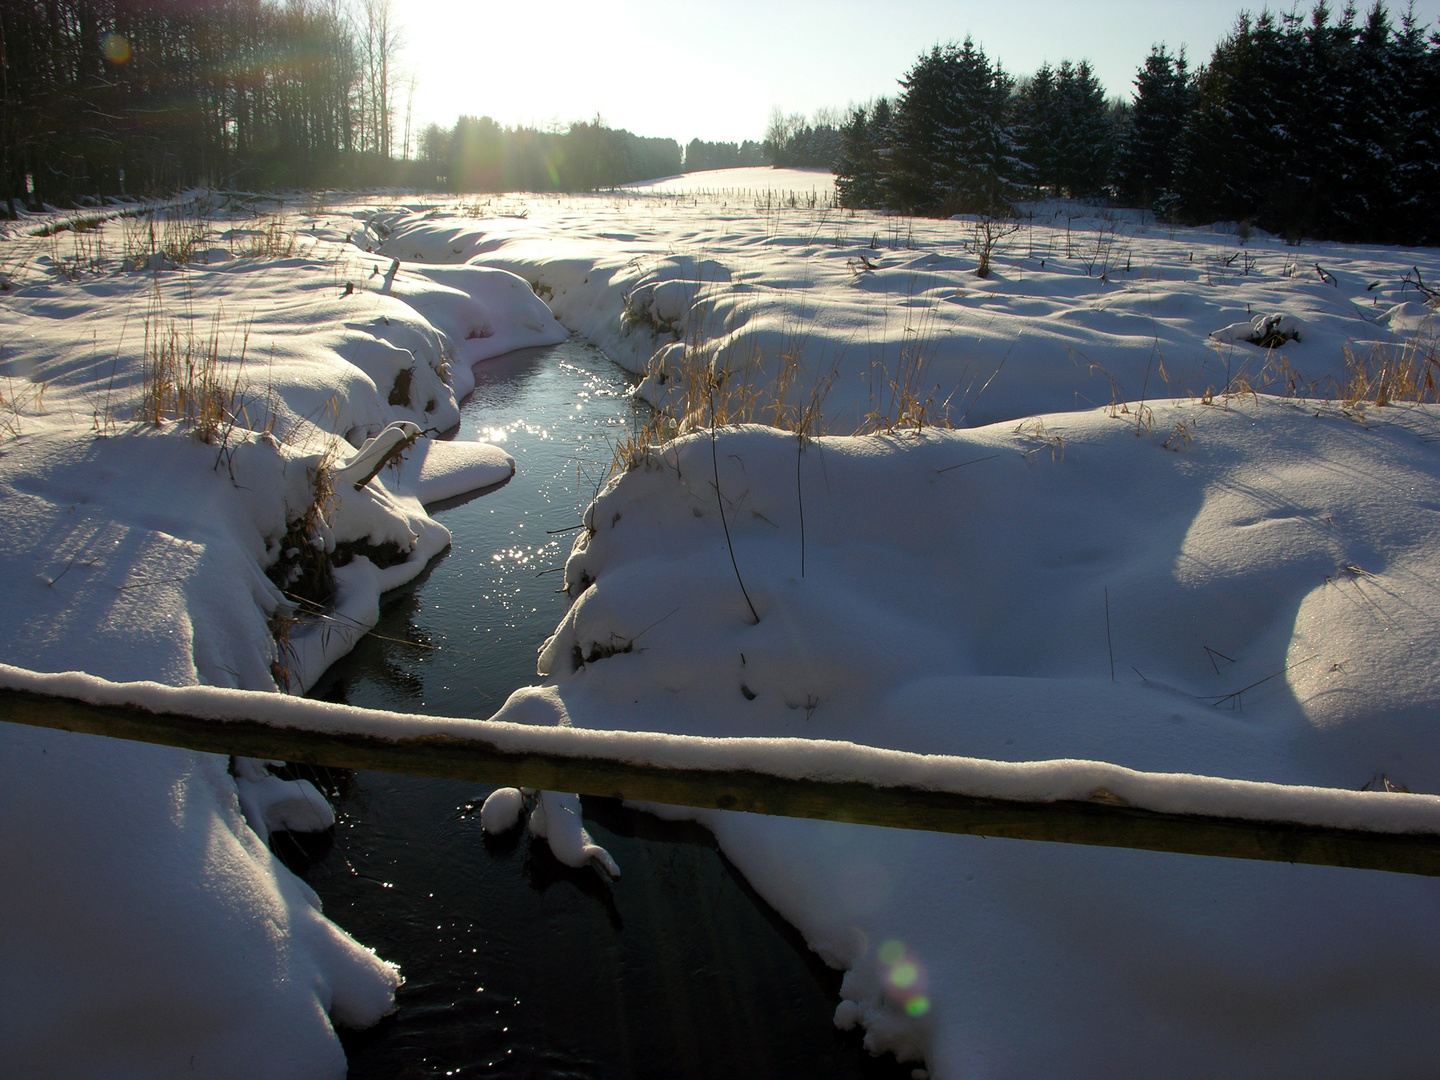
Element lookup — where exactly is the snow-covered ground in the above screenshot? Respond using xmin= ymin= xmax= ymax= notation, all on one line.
xmin=0 ymin=194 xmax=563 ymax=1077
xmin=622 ymin=165 xmax=835 ymax=199
xmin=2 ymin=183 xmax=1439 ymax=1077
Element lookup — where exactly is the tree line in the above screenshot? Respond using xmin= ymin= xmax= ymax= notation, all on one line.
xmin=1 ymin=0 xmax=694 ymax=206
xmin=835 ymin=1 xmax=1440 ymax=246
xmin=0 ymin=0 xmax=415 ymax=207
xmin=413 ymin=115 xmax=681 ymax=192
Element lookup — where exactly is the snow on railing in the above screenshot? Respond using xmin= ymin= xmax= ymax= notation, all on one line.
xmin=2 ymin=663 xmax=1439 ymax=877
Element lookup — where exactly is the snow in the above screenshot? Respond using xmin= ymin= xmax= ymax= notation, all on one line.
xmin=384 ymin=435 xmax=514 ymax=505
xmin=8 ymin=662 xmax=1440 ymax=836
xmin=621 ymin=166 xmax=836 ymax=197
xmin=0 ymin=196 xmax=566 ymax=1076
xmin=532 ymin=411 xmax=1440 ymax=1075
xmin=1 ymin=722 xmax=399 ymax=1079
xmin=350 ymin=191 xmax=1440 ymax=1074
xmin=372 ymin=196 xmax=1439 ymax=435
xmin=527 ymin=790 xmax=622 ymax=879
xmin=233 ymin=754 xmax=335 ymax=841
xmin=3 ymin=187 xmax=1440 ymax=1077
xmin=480 ymin=786 xmax=526 ymax=833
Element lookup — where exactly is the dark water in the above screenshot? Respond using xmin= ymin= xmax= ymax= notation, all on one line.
xmin=300 ymin=338 xmax=908 ymax=1079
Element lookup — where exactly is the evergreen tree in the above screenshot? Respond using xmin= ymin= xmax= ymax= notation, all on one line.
xmin=835 ymin=99 xmax=891 ymax=208
xmin=888 ymin=39 xmax=1018 ymax=213
xmin=1392 ymin=7 xmax=1440 ymax=243
xmin=1014 ymin=63 xmax=1059 ymax=192
xmin=1335 ymin=3 xmax=1400 ymax=239
xmin=1116 ymin=46 xmax=1189 ymax=208
xmin=1052 ymin=60 xmax=1113 ymax=197
xmin=1287 ymin=3 xmax=1355 ymax=238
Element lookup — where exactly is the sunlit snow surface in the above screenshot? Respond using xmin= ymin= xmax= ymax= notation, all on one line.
xmin=622 ymin=165 xmax=836 ymax=198
xmin=1 ymin=185 xmax=1439 ymax=1077
xmin=376 ymin=190 xmax=1440 ymax=1077
xmin=0 ymin=194 xmax=560 ymax=1077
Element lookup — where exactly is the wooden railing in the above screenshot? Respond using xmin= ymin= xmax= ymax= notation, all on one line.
xmin=3 ymin=677 xmax=1439 ymax=877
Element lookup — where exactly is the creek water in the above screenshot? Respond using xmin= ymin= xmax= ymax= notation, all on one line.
xmin=298 ymin=338 xmax=908 ymax=1079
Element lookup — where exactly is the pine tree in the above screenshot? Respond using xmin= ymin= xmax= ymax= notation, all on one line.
xmin=1116 ymin=46 xmax=1189 ymax=208
xmin=1014 ymin=63 xmax=1059 ymax=192
xmin=888 ymin=46 xmax=958 ymax=212
xmin=1053 ymin=60 xmax=1113 ymax=197
xmin=1335 ymin=3 xmax=1400 ymax=240
xmin=835 ymin=99 xmax=891 ymax=209
xmin=1171 ymin=14 xmax=1275 ymax=224
xmin=950 ymin=40 xmax=1021 ymax=211
xmin=1392 ymin=7 xmax=1440 ymax=243
xmin=885 ymin=40 xmax=1020 ymax=213
xmin=1290 ymin=3 xmax=1355 ymax=238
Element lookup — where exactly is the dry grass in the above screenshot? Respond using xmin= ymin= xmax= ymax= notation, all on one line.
xmin=612 ymin=260 xmax=964 ymax=475
xmin=612 ymin=332 xmax=838 ymax=473
xmin=1338 ymin=332 xmax=1440 ymax=408
xmin=121 ymin=210 xmax=211 ymax=268
xmin=1195 ymin=322 xmax=1440 ymax=413
xmin=611 ymin=266 xmax=848 ymax=474
xmin=0 ymin=376 xmax=46 ymax=438
xmin=47 ymin=226 xmax=106 ymax=280
xmin=136 ymin=309 xmax=249 ymax=445
xmin=237 ymin=216 xmax=296 ymax=260
xmin=860 ymin=281 xmax=953 ymax=436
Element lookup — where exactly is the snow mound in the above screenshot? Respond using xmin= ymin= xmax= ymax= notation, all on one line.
xmin=480 ymin=787 xmax=526 ymax=833
xmin=0 ymin=197 xmax=575 ymax=1076
xmin=1211 ymin=311 xmax=1303 ymax=346
xmin=523 ymin=408 xmax=1440 ymax=1077
xmin=384 ymin=437 xmax=514 ymax=505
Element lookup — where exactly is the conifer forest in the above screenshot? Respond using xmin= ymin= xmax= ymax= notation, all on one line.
xmin=836 ymin=2 xmax=1440 ymax=246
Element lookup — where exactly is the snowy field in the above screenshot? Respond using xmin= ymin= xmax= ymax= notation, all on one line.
xmin=2 ymin=174 xmax=1440 ymax=1077
xmin=621 ymin=165 xmax=835 ymax=200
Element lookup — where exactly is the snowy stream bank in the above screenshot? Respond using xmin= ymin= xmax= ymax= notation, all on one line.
xmin=3 ymin=178 xmax=1440 ymax=1078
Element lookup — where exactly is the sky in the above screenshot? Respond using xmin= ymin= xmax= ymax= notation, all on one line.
xmin=396 ymin=0 xmax=1440 ymax=148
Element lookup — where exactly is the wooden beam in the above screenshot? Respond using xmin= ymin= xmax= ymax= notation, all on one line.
xmin=3 ymin=686 xmax=1439 ymax=877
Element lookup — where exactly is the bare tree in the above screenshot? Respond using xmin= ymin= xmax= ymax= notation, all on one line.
xmin=402 ymin=72 xmax=416 ymax=160
xmin=359 ymin=0 xmax=402 ymax=158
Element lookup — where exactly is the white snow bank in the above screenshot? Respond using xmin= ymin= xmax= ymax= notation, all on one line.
xmin=386 ymin=262 xmax=567 ymax=399
xmin=0 ymin=720 xmax=399 ymax=1080
xmin=383 ymin=436 xmax=514 ymax=505
xmin=519 ymin=408 xmax=1440 ymax=1077
xmin=233 ymin=755 xmax=335 ymax=841
xmin=0 ymin=198 xmax=573 ymax=1076
xmin=371 ymin=195 xmax=1439 ymax=435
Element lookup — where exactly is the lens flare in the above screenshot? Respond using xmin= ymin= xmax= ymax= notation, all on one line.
xmin=102 ymin=33 xmax=131 ymax=65
xmin=877 ymin=938 xmax=931 ymax=1019
xmin=905 ymin=995 xmax=931 ymax=1018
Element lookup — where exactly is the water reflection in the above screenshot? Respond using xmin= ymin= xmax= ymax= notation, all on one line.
xmin=304 ymin=337 xmax=909 ymax=1079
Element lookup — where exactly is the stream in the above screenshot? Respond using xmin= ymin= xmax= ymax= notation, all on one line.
xmin=299 ymin=337 xmax=910 ymax=1079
